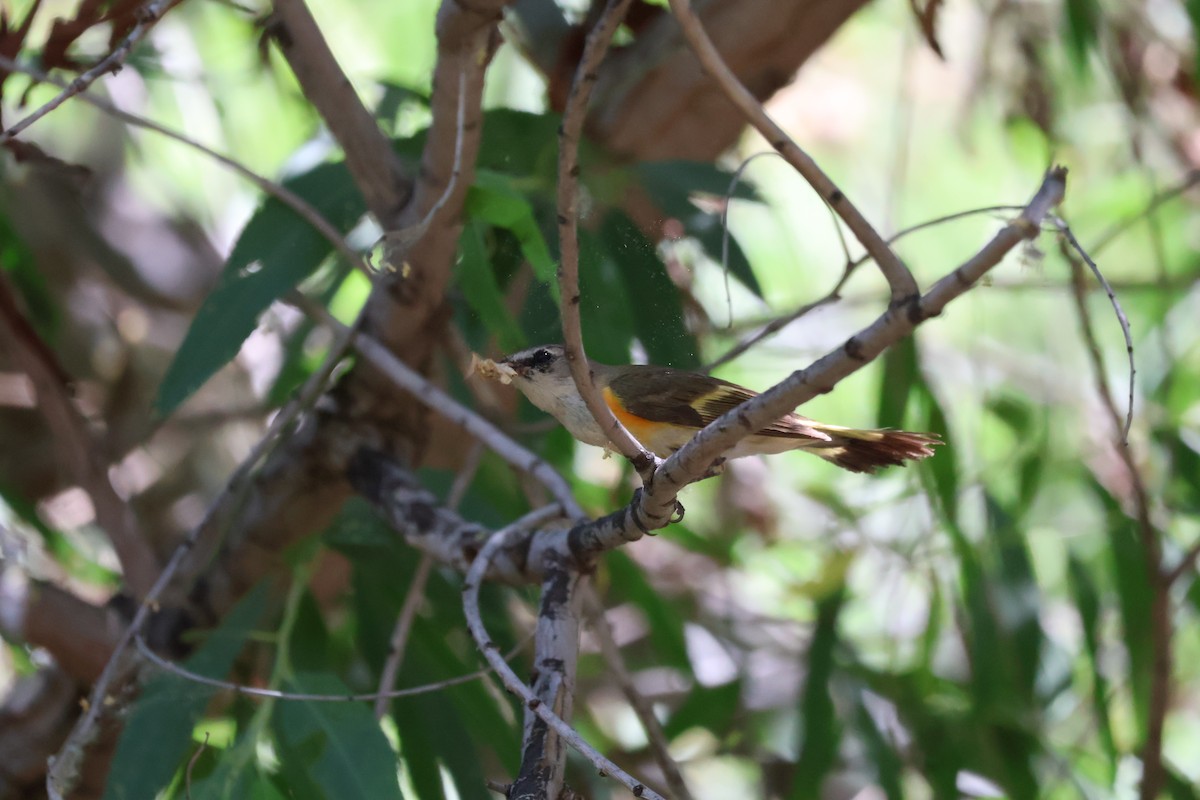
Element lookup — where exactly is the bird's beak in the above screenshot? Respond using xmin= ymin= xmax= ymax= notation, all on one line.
xmin=495 ymin=356 xmax=525 ymax=379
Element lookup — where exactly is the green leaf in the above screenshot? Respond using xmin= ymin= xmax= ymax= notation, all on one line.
xmin=854 ymin=695 xmax=904 ymax=800
xmin=456 ymin=219 xmax=527 ymax=352
xmin=0 ymin=212 xmax=58 ymax=338
xmin=1168 ymin=766 xmax=1200 ymax=800
xmin=877 ymin=336 xmax=918 ymax=429
xmin=273 ymin=672 xmax=404 ymax=800
xmin=633 ymin=160 xmax=759 ymax=216
xmin=337 ymin=504 xmax=519 ymax=796
xmin=156 ymin=161 xmax=366 ymax=415
xmin=601 ymin=211 xmax=698 ymax=368
xmin=688 ymin=213 xmax=763 ymax=299
xmin=189 ymin=751 xmax=289 ymax=800
xmin=578 ymin=227 xmax=636 ymax=365
xmin=1067 ymin=556 xmax=1118 ymax=783
xmin=103 ymin=585 xmax=269 ymax=800
xmin=663 ymin=680 xmax=742 ymax=739
xmin=475 ymin=110 xmax=561 ymax=178
xmin=1096 ymin=483 xmax=1153 ymax=745
xmin=988 ymin=494 xmax=1043 ymax=703
xmin=1063 ymin=0 xmax=1100 ymax=75
xmin=467 ymin=170 xmax=557 ymax=289
xmin=633 ymin=160 xmax=763 ymax=297
xmin=789 ymin=584 xmax=845 ymax=800
xmin=917 ymin=379 xmax=956 ymax=528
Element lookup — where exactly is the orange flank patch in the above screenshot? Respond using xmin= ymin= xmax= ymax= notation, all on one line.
xmin=602 ymin=386 xmax=690 ymax=456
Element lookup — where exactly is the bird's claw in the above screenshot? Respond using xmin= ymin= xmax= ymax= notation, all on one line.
xmin=629 ymin=489 xmax=686 ymax=535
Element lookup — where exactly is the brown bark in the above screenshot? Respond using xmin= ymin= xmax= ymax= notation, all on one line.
xmin=590 ymin=0 xmax=870 ymax=161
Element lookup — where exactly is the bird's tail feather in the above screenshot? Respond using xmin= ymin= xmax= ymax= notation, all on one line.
xmin=806 ymin=427 xmax=941 ymax=474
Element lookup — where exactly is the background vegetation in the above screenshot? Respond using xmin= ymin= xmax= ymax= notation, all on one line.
xmin=0 ymin=0 xmax=1197 ymax=798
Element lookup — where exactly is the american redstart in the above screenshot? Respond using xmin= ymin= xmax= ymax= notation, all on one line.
xmin=491 ymin=345 xmax=940 ymax=473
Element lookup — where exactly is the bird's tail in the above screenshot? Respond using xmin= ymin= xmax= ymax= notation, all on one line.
xmin=805 ymin=426 xmax=942 ymax=474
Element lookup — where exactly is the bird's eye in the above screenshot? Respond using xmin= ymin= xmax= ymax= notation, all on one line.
xmin=530 ymin=348 xmax=553 ymax=367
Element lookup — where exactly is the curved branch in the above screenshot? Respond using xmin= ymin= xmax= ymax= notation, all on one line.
xmin=462 ymin=507 xmax=666 ymax=800
xmin=667 ymin=0 xmax=918 ymax=302
xmin=632 ymin=168 xmax=1067 ymax=530
xmin=557 ymin=0 xmax=660 ymax=480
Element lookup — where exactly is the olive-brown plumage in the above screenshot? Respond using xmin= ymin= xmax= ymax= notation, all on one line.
xmin=498 ymin=345 xmax=941 ymax=473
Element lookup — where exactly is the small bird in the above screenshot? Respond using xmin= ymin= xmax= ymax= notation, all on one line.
xmin=495 ymin=345 xmax=940 ymax=473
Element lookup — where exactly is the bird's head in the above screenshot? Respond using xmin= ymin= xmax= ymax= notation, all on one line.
xmin=498 ymin=344 xmax=582 ymax=416
xmin=499 ymin=344 xmax=571 ymax=381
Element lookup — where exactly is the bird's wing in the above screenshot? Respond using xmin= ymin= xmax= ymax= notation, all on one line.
xmin=608 ymin=367 xmax=831 ymax=441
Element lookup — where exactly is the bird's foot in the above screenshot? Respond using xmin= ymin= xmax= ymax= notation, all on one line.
xmin=630 ymin=488 xmax=685 ymax=535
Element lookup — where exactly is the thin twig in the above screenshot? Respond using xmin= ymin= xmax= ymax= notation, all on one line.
xmin=1063 ymin=247 xmax=1168 ymax=800
xmin=184 ymin=731 xmax=208 ymax=800
xmin=46 ymin=516 xmax=204 ymax=798
xmin=133 ymin=630 xmax=530 ymax=702
xmin=583 ymin=587 xmax=694 ymax=800
xmin=0 ymin=56 xmax=373 ymax=280
xmin=1165 ymin=539 xmax=1200 ymax=586
xmin=268 ymin=0 xmax=410 ymax=226
xmin=667 ymin=0 xmax=918 ymax=302
xmin=1054 ymin=216 xmax=1136 ymax=440
xmin=0 ymin=0 xmax=175 ymax=144
xmin=462 ymin=506 xmax=666 ymax=800
xmin=1090 ymin=169 xmax=1200 ymax=256
xmin=708 ymin=203 xmax=1029 ymax=370
xmin=719 ymin=151 xmax=776 ymax=327
xmin=373 ymin=441 xmax=484 ymax=719
xmin=556 ymin=0 xmax=659 ymax=480
xmin=381 ymin=69 xmax=468 ymax=267
xmin=289 ymin=294 xmax=586 ymax=520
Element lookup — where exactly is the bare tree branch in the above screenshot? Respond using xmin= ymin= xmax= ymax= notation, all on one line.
xmin=509 ymin=552 xmax=584 ymax=799
xmin=0 ymin=576 xmax=121 ymax=683
xmin=462 ymin=507 xmax=665 ymax=800
xmin=667 ymin=0 xmax=918 ymax=302
xmin=0 ymin=0 xmax=175 ymax=145
xmin=268 ymin=0 xmax=411 ymax=227
xmin=1063 ymin=243 xmax=1167 ymax=800
xmin=556 ymin=0 xmax=660 ymax=482
xmin=0 ymin=272 xmax=160 ymax=599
